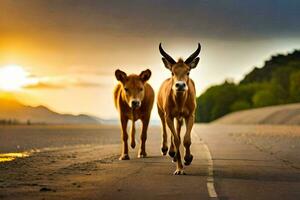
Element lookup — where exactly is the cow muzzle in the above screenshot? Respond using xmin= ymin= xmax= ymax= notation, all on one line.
xmin=174 ymin=81 xmax=187 ymax=92
xmin=130 ymin=99 xmax=141 ymax=109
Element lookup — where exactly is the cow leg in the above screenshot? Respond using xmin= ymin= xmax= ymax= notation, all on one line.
xmin=183 ymin=115 xmax=194 ymax=165
xmin=119 ymin=116 xmax=130 ymax=160
xmin=138 ymin=115 xmax=150 ymax=158
xmin=169 ymin=134 xmax=176 ymax=158
xmin=170 ymin=118 xmax=182 ymax=158
xmin=176 ymin=118 xmax=183 ymax=139
xmin=158 ymin=107 xmax=168 ymax=155
xmin=130 ymin=119 xmax=136 ymax=149
xmin=166 ymin=115 xmax=184 ymax=175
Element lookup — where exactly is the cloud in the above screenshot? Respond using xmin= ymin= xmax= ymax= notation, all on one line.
xmin=72 ymin=81 xmax=103 ymax=88
xmin=66 ymin=66 xmax=113 ymax=77
xmin=24 ymin=79 xmax=103 ymax=90
xmin=24 ymin=82 xmax=65 ymax=89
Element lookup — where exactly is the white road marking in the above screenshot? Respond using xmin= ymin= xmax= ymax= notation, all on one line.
xmin=207 ymin=182 xmax=218 ymax=198
xmin=192 ymin=131 xmax=219 ymax=199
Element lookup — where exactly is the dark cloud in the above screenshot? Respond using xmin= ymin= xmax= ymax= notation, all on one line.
xmin=1 ymin=0 xmax=299 ymax=40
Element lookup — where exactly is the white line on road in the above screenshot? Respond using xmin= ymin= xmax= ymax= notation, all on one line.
xmin=192 ymin=131 xmax=219 ymax=199
xmin=203 ymin=143 xmax=218 ymax=198
xmin=207 ymin=182 xmax=218 ymax=198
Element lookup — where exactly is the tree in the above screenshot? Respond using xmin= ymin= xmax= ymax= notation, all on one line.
xmin=252 ymin=90 xmax=277 ymax=107
xmin=230 ymin=100 xmax=251 ymax=112
xmin=195 ymin=50 xmax=300 ymax=123
xmin=196 ymin=81 xmax=238 ymax=122
xmin=290 ymin=71 xmax=300 ymax=102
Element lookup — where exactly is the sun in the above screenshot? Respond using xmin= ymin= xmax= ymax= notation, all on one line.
xmin=0 ymin=65 xmax=31 ymax=91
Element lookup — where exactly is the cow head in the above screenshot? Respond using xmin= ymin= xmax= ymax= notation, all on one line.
xmin=159 ymin=43 xmax=201 ymax=93
xmin=115 ymin=69 xmax=151 ymax=109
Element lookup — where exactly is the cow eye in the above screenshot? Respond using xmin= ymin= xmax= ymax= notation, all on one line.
xmin=187 ymin=72 xmax=190 ymax=76
xmin=124 ymin=88 xmax=129 ymax=92
xmin=171 ymin=72 xmax=174 ymax=76
xmin=139 ymin=87 xmax=143 ymax=92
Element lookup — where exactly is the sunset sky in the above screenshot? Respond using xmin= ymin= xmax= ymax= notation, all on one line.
xmin=0 ymin=0 xmax=300 ymax=119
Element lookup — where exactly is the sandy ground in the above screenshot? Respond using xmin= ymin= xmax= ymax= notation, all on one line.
xmin=1 ymin=124 xmax=300 ymax=199
xmin=214 ymin=103 xmax=300 ymax=125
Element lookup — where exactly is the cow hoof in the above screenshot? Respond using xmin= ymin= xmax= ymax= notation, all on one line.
xmin=138 ymin=152 xmax=147 ymax=158
xmin=161 ymin=147 xmax=168 ymax=155
xmin=119 ymin=154 xmax=130 ymax=160
xmin=131 ymin=141 xmax=136 ymax=149
xmin=184 ymin=154 xmax=193 ymax=166
xmin=172 ymin=156 xmax=178 ymax=163
xmin=173 ymin=169 xmax=186 ymax=175
xmin=168 ymin=151 xmax=175 ymax=158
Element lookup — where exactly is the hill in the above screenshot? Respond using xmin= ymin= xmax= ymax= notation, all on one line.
xmin=0 ymin=98 xmax=101 ymax=124
xmin=241 ymin=50 xmax=300 ymax=84
xmin=213 ymin=103 xmax=300 ymax=125
xmin=196 ymin=50 xmax=300 ymax=123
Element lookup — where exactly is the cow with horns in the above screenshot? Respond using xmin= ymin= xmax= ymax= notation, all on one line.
xmin=157 ymin=43 xmax=201 ymax=175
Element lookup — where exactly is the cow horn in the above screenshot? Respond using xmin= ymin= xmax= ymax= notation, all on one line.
xmin=159 ymin=43 xmax=176 ymax=64
xmin=185 ymin=43 xmax=201 ymax=64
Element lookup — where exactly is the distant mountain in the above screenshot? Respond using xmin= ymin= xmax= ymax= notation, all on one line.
xmin=0 ymin=98 xmax=102 ymax=124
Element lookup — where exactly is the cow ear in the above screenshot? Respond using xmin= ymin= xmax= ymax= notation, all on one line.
xmin=189 ymin=57 xmax=200 ymax=69
xmin=115 ymin=69 xmax=127 ymax=84
xmin=139 ymin=69 xmax=151 ymax=83
xmin=162 ymin=58 xmax=172 ymax=71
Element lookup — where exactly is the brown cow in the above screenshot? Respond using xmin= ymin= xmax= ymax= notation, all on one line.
xmin=157 ymin=43 xmax=201 ymax=175
xmin=114 ymin=69 xmax=154 ymax=160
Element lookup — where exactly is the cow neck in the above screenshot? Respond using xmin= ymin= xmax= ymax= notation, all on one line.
xmin=172 ymin=89 xmax=187 ymax=112
xmin=131 ymin=108 xmax=137 ymax=120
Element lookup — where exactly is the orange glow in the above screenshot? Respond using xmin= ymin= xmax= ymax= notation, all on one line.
xmin=0 ymin=152 xmax=30 ymax=163
xmin=0 ymin=65 xmax=36 ymax=91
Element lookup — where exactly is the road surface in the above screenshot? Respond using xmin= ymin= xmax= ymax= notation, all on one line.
xmin=0 ymin=124 xmax=300 ymax=199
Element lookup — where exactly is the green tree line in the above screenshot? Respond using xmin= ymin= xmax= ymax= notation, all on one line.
xmin=195 ymin=50 xmax=300 ymax=122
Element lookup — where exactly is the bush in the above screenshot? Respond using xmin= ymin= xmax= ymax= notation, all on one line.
xmin=195 ymin=50 xmax=300 ymax=123
xmin=252 ymin=90 xmax=277 ymax=107
xmin=230 ymin=100 xmax=251 ymax=112
xmin=290 ymin=71 xmax=300 ymax=102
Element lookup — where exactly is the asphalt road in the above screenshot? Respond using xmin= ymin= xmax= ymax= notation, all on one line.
xmin=194 ymin=124 xmax=300 ymax=200
xmin=0 ymin=124 xmax=300 ymax=200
